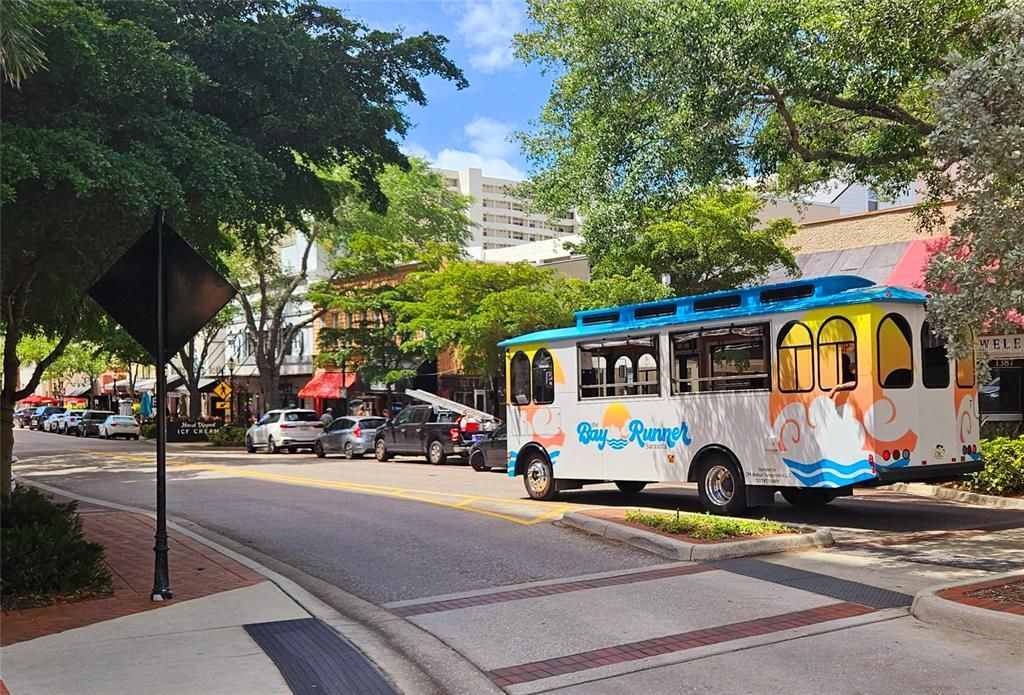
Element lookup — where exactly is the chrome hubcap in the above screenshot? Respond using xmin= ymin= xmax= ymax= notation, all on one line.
xmin=526 ymin=460 xmax=549 ymax=494
xmin=430 ymin=443 xmax=442 ymax=461
xmin=705 ymin=464 xmax=735 ymax=507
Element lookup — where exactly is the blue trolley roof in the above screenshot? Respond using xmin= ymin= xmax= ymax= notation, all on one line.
xmin=499 ymin=275 xmax=926 ymax=347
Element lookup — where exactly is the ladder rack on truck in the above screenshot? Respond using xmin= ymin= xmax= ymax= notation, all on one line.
xmin=403 ymin=388 xmax=498 ymax=425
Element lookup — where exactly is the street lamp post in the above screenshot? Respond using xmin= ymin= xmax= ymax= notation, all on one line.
xmin=227 ymin=357 xmax=236 ymax=425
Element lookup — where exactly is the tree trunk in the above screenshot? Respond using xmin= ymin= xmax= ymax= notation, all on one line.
xmin=188 ymin=385 xmax=202 ymax=420
xmin=258 ymin=363 xmax=281 ymax=411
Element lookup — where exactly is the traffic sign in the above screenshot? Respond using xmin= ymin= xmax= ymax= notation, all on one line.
xmin=213 ymin=400 xmax=230 ymax=410
xmin=213 ymin=381 xmax=232 ymax=400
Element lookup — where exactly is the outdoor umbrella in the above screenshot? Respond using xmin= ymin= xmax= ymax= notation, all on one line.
xmin=140 ymin=391 xmax=153 ymax=418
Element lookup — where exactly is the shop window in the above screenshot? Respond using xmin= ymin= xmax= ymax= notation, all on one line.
xmin=956 ymin=332 xmax=976 ymax=388
xmin=510 ymin=352 xmax=531 ymax=405
xmin=921 ymin=321 xmax=950 ymax=389
xmin=671 ymin=324 xmax=769 ymax=393
xmin=877 ymin=314 xmax=913 ymax=388
xmin=777 ymin=321 xmax=813 ymax=393
xmin=532 ymin=349 xmax=555 ymax=405
xmin=579 ymin=335 xmax=659 ymax=399
xmin=980 ymin=367 xmax=1022 ymax=417
xmin=818 ymin=317 xmax=857 ymax=391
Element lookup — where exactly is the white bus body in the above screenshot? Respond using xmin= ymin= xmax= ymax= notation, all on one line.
xmin=500 ymin=276 xmax=982 ymax=515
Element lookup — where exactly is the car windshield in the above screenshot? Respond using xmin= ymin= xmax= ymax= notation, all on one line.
xmin=359 ymin=418 xmax=386 ymax=429
xmin=285 ymin=411 xmax=318 ymax=422
xmin=113 ymin=417 xmax=135 ymax=423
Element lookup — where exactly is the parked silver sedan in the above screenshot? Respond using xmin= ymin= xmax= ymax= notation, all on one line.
xmin=314 ymin=416 xmax=387 ymax=459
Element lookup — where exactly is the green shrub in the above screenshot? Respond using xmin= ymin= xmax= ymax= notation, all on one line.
xmin=624 ymin=509 xmax=792 ymax=541
xmin=1 ymin=487 xmax=113 ymax=609
xmin=206 ymin=425 xmax=247 ymax=447
xmin=141 ymin=423 xmax=157 ymax=439
xmin=960 ymin=437 xmax=1024 ymax=497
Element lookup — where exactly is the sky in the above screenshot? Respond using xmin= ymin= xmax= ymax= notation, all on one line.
xmin=328 ymin=0 xmax=549 ymax=181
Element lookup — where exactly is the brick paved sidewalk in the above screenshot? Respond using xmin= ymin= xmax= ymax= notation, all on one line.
xmin=1 ymin=510 xmax=264 ymax=646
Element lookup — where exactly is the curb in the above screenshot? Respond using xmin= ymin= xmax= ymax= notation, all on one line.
xmin=23 ymin=478 xmax=502 ymax=695
xmin=910 ymin=569 xmax=1024 ymax=642
xmin=883 ymin=482 xmax=1024 ymax=510
xmin=561 ymin=510 xmax=833 ymax=561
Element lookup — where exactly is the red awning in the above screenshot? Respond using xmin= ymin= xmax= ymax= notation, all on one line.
xmin=298 ymin=371 xmax=356 ymax=399
xmin=18 ymin=394 xmax=58 ymax=405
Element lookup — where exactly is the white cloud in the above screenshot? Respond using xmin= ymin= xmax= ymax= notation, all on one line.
xmin=401 ymin=116 xmax=524 ymax=180
xmin=455 ymin=0 xmax=523 ymax=73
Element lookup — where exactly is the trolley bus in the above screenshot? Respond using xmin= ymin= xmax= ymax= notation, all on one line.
xmin=499 ymin=275 xmax=983 ymax=515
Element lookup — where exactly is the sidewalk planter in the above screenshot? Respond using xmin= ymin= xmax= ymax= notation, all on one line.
xmin=562 ymin=509 xmax=833 ymax=562
xmin=911 ymin=570 xmax=1024 ymax=642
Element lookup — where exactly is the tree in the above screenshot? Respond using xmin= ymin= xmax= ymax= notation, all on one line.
xmin=396 ymin=262 xmax=673 ymax=407
xmin=309 ymin=160 xmax=472 ymax=393
xmin=0 ymin=0 xmax=465 ymax=490
xmin=515 ymin=0 xmax=997 ymax=233
xmin=169 ymin=306 xmax=237 ymax=420
xmin=12 ymin=334 xmax=108 ymax=400
xmin=0 ymin=0 xmax=46 ymax=88
xmin=586 ymin=187 xmax=798 ymax=296
xmin=923 ymin=6 xmax=1024 ymax=361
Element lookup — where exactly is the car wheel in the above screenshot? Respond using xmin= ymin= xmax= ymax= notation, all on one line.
xmin=314 ymin=441 xmax=326 ymax=458
xmin=343 ymin=442 xmax=354 ymax=460
xmin=427 ymin=439 xmax=447 ymax=465
xmin=287 ymin=447 xmax=296 ymax=454
xmin=245 ymin=436 xmax=256 ymax=454
xmin=470 ymin=451 xmax=489 ymax=472
xmin=267 ymin=436 xmax=278 ymax=454
xmin=615 ymin=481 xmax=648 ymax=494
xmin=374 ymin=439 xmax=391 ymax=462
xmin=133 ymin=435 xmax=140 ymax=441
xmin=780 ymin=488 xmax=838 ymax=507
xmin=697 ymin=453 xmax=747 ymax=516
xmin=523 ymin=452 xmax=557 ymax=501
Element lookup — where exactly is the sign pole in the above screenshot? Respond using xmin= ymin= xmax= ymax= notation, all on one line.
xmin=152 ymin=207 xmax=173 ymax=601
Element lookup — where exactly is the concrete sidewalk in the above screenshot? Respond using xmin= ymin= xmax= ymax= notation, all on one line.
xmin=0 ymin=508 xmax=393 ymax=695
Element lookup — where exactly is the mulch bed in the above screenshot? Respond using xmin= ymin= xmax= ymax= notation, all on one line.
xmin=938 ymin=577 xmax=1024 ymax=617
xmin=577 ymin=508 xmax=798 ymax=545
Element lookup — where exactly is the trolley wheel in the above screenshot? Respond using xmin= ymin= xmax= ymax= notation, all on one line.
xmin=427 ymin=439 xmax=447 ymax=465
xmin=374 ymin=439 xmax=391 ymax=462
xmin=780 ymin=488 xmax=838 ymax=507
xmin=614 ymin=481 xmax=648 ymax=494
xmin=523 ymin=452 xmax=557 ymax=501
xmin=697 ymin=453 xmax=747 ymax=516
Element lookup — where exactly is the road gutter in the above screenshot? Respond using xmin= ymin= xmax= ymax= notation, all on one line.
xmin=23 ymin=477 xmax=502 ymax=695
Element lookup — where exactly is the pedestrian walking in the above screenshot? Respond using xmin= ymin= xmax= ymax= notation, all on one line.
xmin=320 ymin=407 xmax=334 ymax=427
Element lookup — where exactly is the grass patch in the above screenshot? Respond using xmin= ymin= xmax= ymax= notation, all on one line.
xmin=624 ymin=509 xmax=792 ymax=541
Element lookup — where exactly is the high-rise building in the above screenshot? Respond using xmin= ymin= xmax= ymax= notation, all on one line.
xmin=435 ymin=167 xmax=580 ymax=252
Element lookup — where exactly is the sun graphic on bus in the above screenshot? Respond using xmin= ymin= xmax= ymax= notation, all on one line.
xmin=602 ymin=403 xmax=631 ymax=436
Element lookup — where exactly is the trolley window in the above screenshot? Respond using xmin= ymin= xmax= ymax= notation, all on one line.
xmin=532 ymin=349 xmax=555 ymax=404
xmin=671 ymin=323 xmax=769 ymax=393
xmin=956 ymin=331 xmax=976 ymax=388
xmin=818 ymin=317 xmax=857 ymax=391
xmin=921 ymin=321 xmax=950 ymax=389
xmin=510 ymin=351 xmax=531 ymax=405
xmin=777 ymin=321 xmax=813 ymax=393
xmin=877 ymin=314 xmax=913 ymax=388
xmin=579 ymin=335 xmax=659 ymax=398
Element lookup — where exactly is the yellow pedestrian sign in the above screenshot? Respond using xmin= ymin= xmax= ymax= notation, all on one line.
xmin=213 ymin=381 xmax=232 ymax=400
xmin=213 ymin=400 xmax=230 ymax=410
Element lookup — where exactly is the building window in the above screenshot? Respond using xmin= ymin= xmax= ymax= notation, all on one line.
xmin=921 ymin=321 xmax=950 ymax=389
xmin=579 ymin=335 xmax=659 ymax=399
xmin=980 ymin=366 xmax=1022 ymax=418
xmin=867 ymin=189 xmax=879 ymax=212
xmin=510 ymin=352 xmax=531 ymax=405
xmin=877 ymin=314 xmax=913 ymax=388
xmin=532 ymin=349 xmax=554 ymax=405
xmin=818 ymin=317 xmax=857 ymax=391
xmin=777 ymin=321 xmax=814 ymax=393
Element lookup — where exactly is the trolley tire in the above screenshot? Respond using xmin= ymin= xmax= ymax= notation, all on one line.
xmin=780 ymin=488 xmax=838 ymax=507
xmin=614 ymin=481 xmax=648 ymax=494
xmin=374 ymin=439 xmax=391 ymax=462
xmin=523 ymin=452 xmax=557 ymax=501
xmin=246 ymin=436 xmax=256 ymax=454
xmin=427 ymin=439 xmax=447 ymax=465
xmin=697 ymin=453 xmax=747 ymax=516
xmin=470 ymin=451 xmax=489 ymax=472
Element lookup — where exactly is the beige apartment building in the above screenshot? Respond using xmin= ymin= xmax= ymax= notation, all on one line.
xmin=435 ymin=167 xmax=579 ymax=251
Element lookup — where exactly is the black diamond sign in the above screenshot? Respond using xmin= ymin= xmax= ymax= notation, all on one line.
xmin=88 ymin=220 xmax=237 ymax=362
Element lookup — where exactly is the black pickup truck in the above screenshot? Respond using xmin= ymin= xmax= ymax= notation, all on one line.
xmin=373 ymin=404 xmax=479 ymax=465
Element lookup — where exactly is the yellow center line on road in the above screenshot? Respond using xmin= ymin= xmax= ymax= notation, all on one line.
xmin=77 ymin=450 xmax=582 ymax=525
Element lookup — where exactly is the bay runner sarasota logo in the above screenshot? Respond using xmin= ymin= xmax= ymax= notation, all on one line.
xmin=576 ymin=404 xmax=691 ymax=451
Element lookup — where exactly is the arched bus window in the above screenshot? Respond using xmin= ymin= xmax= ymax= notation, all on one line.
xmin=637 ymin=353 xmax=658 ymax=395
xmin=956 ymin=330 xmax=976 ymax=388
xmin=921 ymin=321 xmax=950 ymax=389
xmin=510 ymin=351 xmax=531 ymax=405
xmin=532 ymin=349 xmax=555 ymax=404
xmin=877 ymin=314 xmax=913 ymax=388
xmin=818 ymin=317 xmax=857 ymax=391
xmin=613 ymin=355 xmax=634 ymax=396
xmin=777 ymin=321 xmax=813 ymax=392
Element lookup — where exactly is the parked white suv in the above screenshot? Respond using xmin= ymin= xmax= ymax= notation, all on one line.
xmin=245 ymin=409 xmax=322 ymax=454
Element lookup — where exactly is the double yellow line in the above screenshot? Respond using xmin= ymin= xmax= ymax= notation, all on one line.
xmin=80 ymin=451 xmax=579 ymax=525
